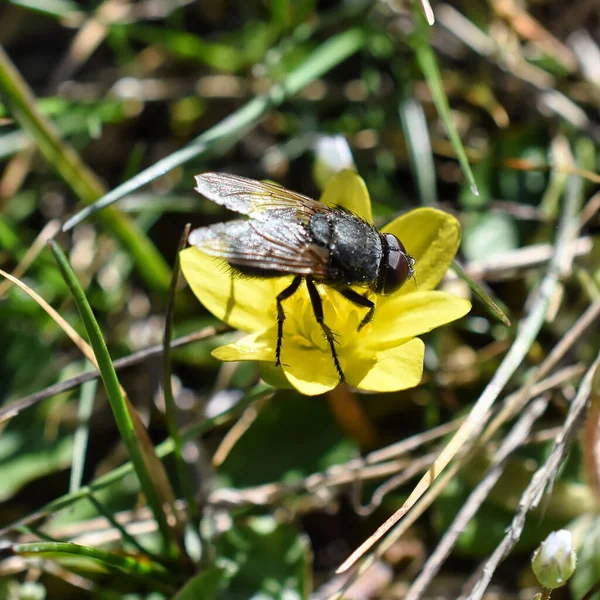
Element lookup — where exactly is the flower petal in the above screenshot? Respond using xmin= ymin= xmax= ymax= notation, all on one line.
xmin=180 ymin=247 xmax=281 ymax=332
xmin=346 ymin=338 xmax=424 ymax=392
xmin=320 ymin=170 xmax=373 ymax=223
xmin=259 ymin=362 xmax=294 ymax=390
xmin=368 ymin=291 xmax=471 ymax=348
xmin=383 ymin=208 xmax=460 ymax=293
xmin=212 ymin=328 xmax=277 ymax=361
xmin=282 ymin=345 xmax=341 ymax=396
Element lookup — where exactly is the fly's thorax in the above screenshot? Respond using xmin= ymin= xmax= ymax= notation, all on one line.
xmin=309 ymin=211 xmax=382 ymax=285
xmin=308 ymin=212 xmax=331 ymax=247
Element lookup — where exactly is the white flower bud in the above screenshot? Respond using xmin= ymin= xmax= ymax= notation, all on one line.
xmin=531 ymin=529 xmax=577 ymax=589
xmin=313 ymin=135 xmax=355 ymax=190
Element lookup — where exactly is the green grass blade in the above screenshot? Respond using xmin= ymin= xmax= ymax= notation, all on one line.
xmin=48 ymin=240 xmax=178 ymax=556
xmin=16 ymin=525 xmax=59 ymax=544
xmin=68 ymin=373 xmax=97 ymax=493
xmin=124 ymin=25 xmax=244 ymax=71
xmin=410 ymin=7 xmax=479 ymax=195
xmin=61 ymin=27 xmax=368 ymax=231
xmin=452 ymin=259 xmax=511 ymax=327
xmin=12 ymin=542 xmax=175 ymax=592
xmin=86 ymin=494 xmax=162 ymax=562
xmin=0 ymin=46 xmax=171 ymax=291
xmin=398 ymin=94 xmax=438 ymax=206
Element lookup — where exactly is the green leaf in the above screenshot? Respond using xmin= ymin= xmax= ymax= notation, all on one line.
xmin=0 ymin=429 xmax=73 ymax=502
xmin=570 ymin=516 xmax=600 ymax=600
xmin=462 ymin=211 xmax=519 ymax=262
xmin=49 ymin=241 xmax=179 ymax=556
xmin=218 ymin=391 xmax=357 ymax=488
xmin=171 ymin=568 xmax=227 ymax=600
xmin=458 ymin=153 xmax=493 ymax=210
xmin=215 ymin=516 xmax=311 ymax=600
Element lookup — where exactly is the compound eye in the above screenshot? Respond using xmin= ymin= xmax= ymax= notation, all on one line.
xmin=380 ymin=233 xmax=414 ymax=295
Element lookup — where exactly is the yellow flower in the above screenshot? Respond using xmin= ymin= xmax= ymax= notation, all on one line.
xmin=180 ymin=170 xmax=471 ymax=396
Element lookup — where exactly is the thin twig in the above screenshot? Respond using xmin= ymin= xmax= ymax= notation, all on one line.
xmin=0 ymin=325 xmax=229 ymax=424
xmin=353 ymin=452 xmax=439 ymax=516
xmin=462 ymin=355 xmax=600 ymax=600
xmin=484 ymin=299 xmax=600 ymax=445
xmin=405 ymin=397 xmax=549 ymax=600
xmin=445 ymin=236 xmax=592 ymax=282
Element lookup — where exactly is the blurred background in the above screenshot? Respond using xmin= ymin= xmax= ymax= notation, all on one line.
xmin=0 ymin=0 xmax=599 ymax=598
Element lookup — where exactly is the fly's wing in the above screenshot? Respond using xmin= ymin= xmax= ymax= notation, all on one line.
xmin=188 ymin=219 xmax=329 ymax=276
xmin=194 ymin=172 xmax=326 ymax=222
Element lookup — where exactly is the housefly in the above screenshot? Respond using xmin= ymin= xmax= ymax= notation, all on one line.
xmin=188 ymin=172 xmax=415 ymax=381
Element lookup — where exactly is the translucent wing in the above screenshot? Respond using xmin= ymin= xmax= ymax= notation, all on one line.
xmin=188 ymin=219 xmax=330 ymax=276
xmin=194 ymin=172 xmax=326 ymax=222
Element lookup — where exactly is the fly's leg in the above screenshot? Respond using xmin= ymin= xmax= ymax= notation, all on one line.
xmin=275 ymin=276 xmax=303 ymax=366
xmin=306 ymin=278 xmax=344 ymax=382
xmin=338 ymin=287 xmax=375 ymax=331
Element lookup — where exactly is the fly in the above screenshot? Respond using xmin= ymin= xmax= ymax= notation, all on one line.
xmin=188 ymin=172 xmax=415 ymax=381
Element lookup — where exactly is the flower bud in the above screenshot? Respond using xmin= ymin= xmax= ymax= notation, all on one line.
xmin=313 ymin=135 xmax=355 ymax=190
xmin=531 ymin=529 xmax=577 ymax=589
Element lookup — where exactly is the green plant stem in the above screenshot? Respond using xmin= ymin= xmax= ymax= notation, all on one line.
xmin=452 ymin=258 xmax=511 ymax=326
xmin=48 ymin=240 xmax=176 ymax=556
xmin=16 ymin=525 xmax=59 ymax=543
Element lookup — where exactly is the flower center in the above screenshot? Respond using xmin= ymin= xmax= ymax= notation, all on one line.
xmin=286 ymin=306 xmax=331 ymax=352
xmin=280 ymin=286 xmax=366 ymax=352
